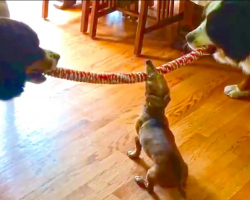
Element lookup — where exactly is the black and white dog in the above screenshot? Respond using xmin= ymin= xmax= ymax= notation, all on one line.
xmin=186 ymin=0 xmax=250 ymax=99
xmin=0 ymin=1 xmax=60 ymax=101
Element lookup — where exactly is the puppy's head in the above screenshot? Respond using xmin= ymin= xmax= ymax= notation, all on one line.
xmin=186 ymin=1 xmax=250 ymax=62
xmin=0 ymin=18 xmax=60 ymax=101
xmin=145 ymin=60 xmax=170 ymax=108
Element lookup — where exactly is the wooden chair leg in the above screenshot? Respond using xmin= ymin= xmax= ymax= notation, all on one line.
xmin=130 ymin=1 xmax=139 ymax=21
xmin=178 ymin=0 xmax=195 ymax=31
xmin=122 ymin=5 xmax=129 ymax=18
xmin=149 ymin=0 xmax=154 ymax=7
xmin=81 ymin=0 xmax=91 ymax=33
xmin=170 ymin=0 xmax=195 ymax=53
xmin=134 ymin=1 xmax=149 ymax=56
xmin=89 ymin=0 xmax=100 ymax=38
xmin=42 ymin=0 xmax=49 ymax=19
xmin=0 ymin=1 xmax=10 ymax=18
xmin=54 ymin=0 xmax=76 ymax=9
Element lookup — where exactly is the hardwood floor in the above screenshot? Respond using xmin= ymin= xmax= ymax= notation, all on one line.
xmin=1 ymin=1 xmax=250 ymax=200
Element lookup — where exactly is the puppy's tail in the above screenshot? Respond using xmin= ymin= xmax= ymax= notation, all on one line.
xmin=177 ymin=183 xmax=186 ymax=199
xmin=171 ymin=156 xmax=187 ymax=199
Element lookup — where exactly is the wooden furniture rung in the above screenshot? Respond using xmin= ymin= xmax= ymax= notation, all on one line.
xmin=157 ymin=0 xmax=175 ymax=22
xmin=144 ymin=12 xmax=183 ymax=34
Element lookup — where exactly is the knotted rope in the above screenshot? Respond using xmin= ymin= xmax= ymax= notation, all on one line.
xmin=45 ymin=46 xmax=214 ymax=84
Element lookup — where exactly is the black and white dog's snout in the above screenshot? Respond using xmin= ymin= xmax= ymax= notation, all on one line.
xmin=52 ymin=52 xmax=60 ymax=62
xmin=185 ymin=33 xmax=196 ymax=44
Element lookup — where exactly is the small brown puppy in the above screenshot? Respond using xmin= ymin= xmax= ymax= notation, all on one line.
xmin=127 ymin=60 xmax=188 ymax=198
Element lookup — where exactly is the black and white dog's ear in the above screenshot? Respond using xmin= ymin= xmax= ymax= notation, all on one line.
xmin=0 ymin=63 xmax=26 ymax=101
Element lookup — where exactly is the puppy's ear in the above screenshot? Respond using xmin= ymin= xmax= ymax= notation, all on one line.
xmin=0 ymin=63 xmax=26 ymax=101
xmin=146 ymin=94 xmax=170 ymax=108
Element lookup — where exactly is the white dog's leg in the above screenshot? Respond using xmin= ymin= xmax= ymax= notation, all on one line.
xmin=224 ymin=85 xmax=250 ymax=98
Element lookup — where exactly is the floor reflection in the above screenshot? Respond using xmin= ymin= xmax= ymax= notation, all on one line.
xmin=0 ymin=95 xmax=64 ymax=184
xmin=0 ymin=101 xmax=16 ymax=158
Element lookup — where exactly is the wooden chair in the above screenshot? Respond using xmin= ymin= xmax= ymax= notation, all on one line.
xmin=42 ymin=0 xmax=111 ymax=34
xmin=85 ymin=0 xmax=186 ymax=56
xmin=134 ymin=0 xmax=186 ymax=55
xmin=42 ymin=0 xmax=191 ymax=56
xmin=81 ymin=0 xmax=114 ymax=33
xmin=81 ymin=0 xmax=140 ymax=35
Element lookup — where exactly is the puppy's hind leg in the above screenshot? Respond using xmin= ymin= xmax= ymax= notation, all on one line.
xmin=175 ymin=162 xmax=188 ymax=199
xmin=127 ymin=136 xmax=142 ymax=159
xmin=135 ymin=166 xmax=157 ymax=193
xmin=177 ymin=183 xmax=187 ymax=199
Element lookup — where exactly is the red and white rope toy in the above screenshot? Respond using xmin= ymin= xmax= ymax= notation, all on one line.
xmin=45 ymin=46 xmax=214 ymax=84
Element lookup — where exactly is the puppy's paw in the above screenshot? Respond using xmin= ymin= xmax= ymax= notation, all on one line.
xmin=135 ymin=176 xmax=147 ymax=189
xmin=127 ymin=150 xmax=140 ymax=159
xmin=224 ymin=85 xmax=250 ymax=98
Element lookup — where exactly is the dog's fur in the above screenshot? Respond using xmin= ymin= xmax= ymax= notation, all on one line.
xmin=0 ymin=4 xmax=60 ymax=101
xmin=127 ymin=60 xmax=188 ymax=198
xmin=186 ymin=0 xmax=250 ymax=99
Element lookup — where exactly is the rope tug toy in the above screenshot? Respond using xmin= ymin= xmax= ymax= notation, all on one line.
xmin=45 ymin=46 xmax=215 ymax=84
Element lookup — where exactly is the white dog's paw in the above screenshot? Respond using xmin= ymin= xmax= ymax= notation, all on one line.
xmin=224 ymin=85 xmax=250 ymax=98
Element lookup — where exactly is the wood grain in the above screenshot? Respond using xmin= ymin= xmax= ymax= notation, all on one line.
xmin=0 ymin=1 xmax=249 ymax=200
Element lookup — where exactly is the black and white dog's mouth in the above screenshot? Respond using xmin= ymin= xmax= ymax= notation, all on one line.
xmin=26 ymin=71 xmax=47 ymax=84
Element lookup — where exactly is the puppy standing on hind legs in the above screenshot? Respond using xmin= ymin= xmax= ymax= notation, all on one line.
xmin=127 ymin=60 xmax=188 ymax=199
